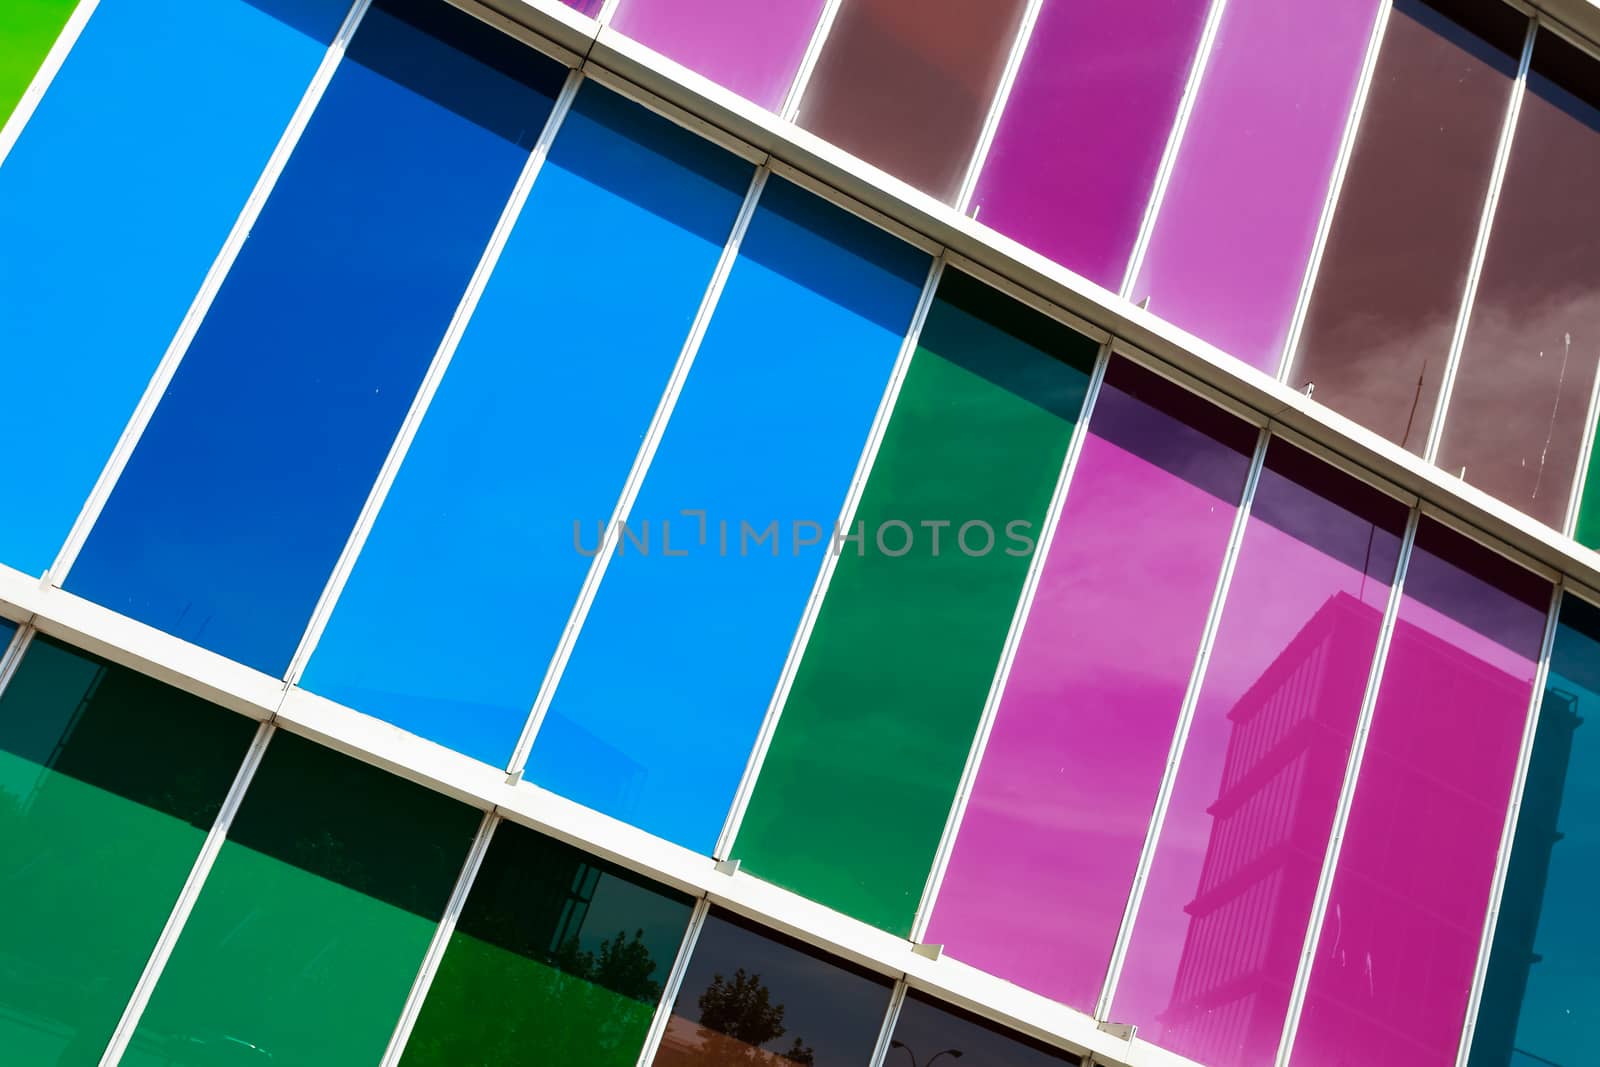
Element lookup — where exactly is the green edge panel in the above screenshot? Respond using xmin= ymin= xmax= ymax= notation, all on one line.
xmin=733 ymin=270 xmax=1098 ymax=934
xmin=402 ymin=821 xmax=694 ymax=1066
xmin=0 ymin=0 xmax=79 ymax=124
xmin=124 ymin=732 xmax=480 ymax=1067
xmin=1575 ymin=451 xmax=1600 ymax=547
xmin=0 ymin=635 xmax=256 ymax=1066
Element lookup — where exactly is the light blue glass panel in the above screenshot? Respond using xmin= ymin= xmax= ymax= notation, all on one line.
xmin=1470 ymin=595 xmax=1600 ymax=1067
xmin=65 ymin=0 xmax=566 ymax=676
xmin=527 ymin=177 xmax=929 ymax=853
xmin=0 ymin=0 xmax=349 ymax=577
xmin=301 ymin=82 xmax=752 ymax=766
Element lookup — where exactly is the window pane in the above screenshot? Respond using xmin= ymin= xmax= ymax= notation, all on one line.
xmin=969 ymin=0 xmax=1212 ymax=290
xmin=1441 ymin=31 xmax=1600 ymax=529
xmin=66 ymin=0 xmax=567 ymax=675
xmin=0 ymin=0 xmax=78 ymax=123
xmin=1111 ymin=442 xmax=1407 ymax=1067
xmin=527 ymin=177 xmax=928 ymax=853
xmin=796 ymin=0 xmax=1029 ymax=203
xmin=301 ymin=82 xmax=752 ymax=767
xmin=1470 ymin=595 xmax=1600 ymax=1067
xmin=1131 ymin=0 xmax=1381 ymax=371
xmin=124 ymin=732 xmax=481 ymax=1066
xmin=0 ymin=0 xmax=348 ymax=576
xmin=733 ymin=271 xmax=1098 ymax=936
xmin=401 ymin=821 xmax=695 ymax=1067
xmin=612 ymin=0 xmax=826 ymax=111
xmin=652 ymin=909 xmax=892 ymax=1066
xmin=926 ymin=359 xmax=1257 ymax=1013
xmin=1293 ymin=519 xmax=1548 ymax=1066
xmin=1288 ymin=0 xmax=1525 ymax=453
xmin=889 ymin=990 xmax=1081 ymax=1067
xmin=0 ymin=636 xmax=256 ymax=1064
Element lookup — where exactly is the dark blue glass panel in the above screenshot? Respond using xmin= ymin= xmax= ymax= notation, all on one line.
xmin=1470 ymin=595 xmax=1600 ymax=1067
xmin=66 ymin=0 xmax=566 ymax=674
xmin=301 ymin=82 xmax=752 ymax=766
xmin=526 ymin=177 xmax=929 ymax=853
xmin=0 ymin=0 xmax=348 ymax=577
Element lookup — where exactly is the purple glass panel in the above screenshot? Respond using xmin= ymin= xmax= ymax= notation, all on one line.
xmin=611 ymin=0 xmax=826 ymax=110
xmin=969 ymin=0 xmax=1213 ymax=291
xmin=1111 ymin=443 xmax=1406 ymax=1067
xmin=925 ymin=358 xmax=1256 ymax=1013
xmin=1130 ymin=0 xmax=1381 ymax=372
xmin=1292 ymin=520 xmax=1548 ymax=1067
xmin=563 ymin=0 xmax=602 ymax=15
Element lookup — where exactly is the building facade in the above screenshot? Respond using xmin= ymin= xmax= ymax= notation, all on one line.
xmin=0 ymin=0 xmax=1597 ymax=1065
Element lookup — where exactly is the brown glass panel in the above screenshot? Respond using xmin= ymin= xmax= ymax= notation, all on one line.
xmin=1289 ymin=0 xmax=1524 ymax=453
xmin=1436 ymin=30 xmax=1600 ymax=529
xmin=796 ymin=0 xmax=1028 ymax=203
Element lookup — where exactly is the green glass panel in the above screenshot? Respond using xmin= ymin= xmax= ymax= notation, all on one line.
xmin=1576 ymin=457 xmax=1600 ymax=548
xmin=123 ymin=732 xmax=480 ymax=1067
xmin=0 ymin=0 xmax=77 ymax=124
xmin=733 ymin=269 xmax=1098 ymax=934
xmin=402 ymin=821 xmax=694 ymax=1066
xmin=1469 ymin=595 xmax=1600 ymax=1067
xmin=0 ymin=635 xmax=255 ymax=1066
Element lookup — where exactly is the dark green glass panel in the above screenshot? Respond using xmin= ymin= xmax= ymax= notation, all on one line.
xmin=733 ymin=270 xmax=1098 ymax=935
xmin=0 ymin=635 xmax=255 ymax=1066
xmin=401 ymin=820 xmax=693 ymax=1066
xmin=1469 ymin=595 xmax=1600 ymax=1067
xmin=0 ymin=0 xmax=78 ymax=124
xmin=123 ymin=732 xmax=480 ymax=1067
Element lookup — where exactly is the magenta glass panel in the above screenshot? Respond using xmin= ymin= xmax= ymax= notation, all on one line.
xmin=925 ymin=358 xmax=1257 ymax=1013
xmin=611 ymin=0 xmax=826 ymax=110
xmin=563 ymin=0 xmax=602 ymax=15
xmin=1130 ymin=0 xmax=1381 ymax=372
xmin=1111 ymin=442 xmax=1407 ymax=1067
xmin=1292 ymin=520 xmax=1549 ymax=1067
xmin=969 ymin=0 xmax=1213 ymax=291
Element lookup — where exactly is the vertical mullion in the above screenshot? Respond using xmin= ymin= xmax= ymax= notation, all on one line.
xmin=283 ymin=69 xmax=585 ymax=686
xmin=379 ymin=811 xmax=500 ymax=1067
xmin=1117 ymin=0 xmax=1232 ymax=300
xmin=503 ymin=167 xmax=772 ymax=781
xmin=631 ymin=896 xmax=712 ymax=1067
xmin=1562 ymin=344 xmax=1600 ymax=538
xmin=779 ymin=0 xmax=847 ymax=121
xmin=1276 ymin=0 xmax=1394 ymax=382
xmin=0 ymin=624 xmax=38 ymax=697
xmin=908 ymin=340 xmax=1112 ymax=943
xmin=1274 ymin=507 xmax=1421 ymax=1066
xmin=1093 ymin=425 xmax=1270 ymax=1020
xmin=866 ymin=978 xmax=910 ymax=1067
xmin=711 ymin=255 xmax=946 ymax=859
xmin=0 ymin=0 xmax=102 ymax=168
xmin=1423 ymin=17 xmax=1538 ymax=465
xmin=952 ymin=0 xmax=1048 ymax=215
xmin=97 ymin=722 xmax=278 ymax=1066
xmin=44 ymin=0 xmax=376 ymax=587
xmin=1452 ymin=583 xmax=1564 ymax=1067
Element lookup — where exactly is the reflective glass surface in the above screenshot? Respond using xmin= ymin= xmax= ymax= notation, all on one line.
xmin=0 ymin=0 xmax=78 ymax=122
xmin=612 ymin=0 xmax=826 ymax=110
xmin=889 ymin=990 xmax=1082 ymax=1067
xmin=67 ymin=0 xmax=566 ymax=675
xmin=1292 ymin=520 xmax=1548 ymax=1066
xmin=1111 ymin=442 xmax=1407 ymax=1067
xmin=926 ymin=359 xmax=1257 ymax=1012
xmin=302 ymin=82 xmax=751 ymax=766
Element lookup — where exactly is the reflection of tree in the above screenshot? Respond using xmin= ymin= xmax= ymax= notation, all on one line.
xmin=551 ymin=928 xmax=663 ymax=1003
xmin=695 ymin=968 xmax=815 ymax=1065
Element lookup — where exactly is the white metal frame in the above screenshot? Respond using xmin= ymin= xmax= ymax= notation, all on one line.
xmin=952 ymin=0 xmax=1049 ymax=216
xmin=0 ymin=0 xmax=102 ymax=168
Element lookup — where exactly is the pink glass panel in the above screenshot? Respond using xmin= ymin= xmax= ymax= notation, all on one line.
xmin=1111 ymin=442 xmax=1407 ymax=1067
xmin=969 ymin=0 xmax=1213 ymax=291
xmin=1130 ymin=0 xmax=1381 ymax=372
xmin=1291 ymin=519 xmax=1549 ymax=1066
xmin=610 ymin=0 xmax=827 ymax=110
xmin=925 ymin=358 xmax=1257 ymax=1013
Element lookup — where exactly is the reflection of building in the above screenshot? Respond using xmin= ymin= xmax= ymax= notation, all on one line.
xmin=1155 ymin=593 xmax=1382 ymax=1063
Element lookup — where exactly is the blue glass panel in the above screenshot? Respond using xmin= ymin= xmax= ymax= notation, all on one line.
xmin=526 ymin=177 xmax=928 ymax=852
xmin=301 ymin=82 xmax=752 ymax=766
xmin=0 ymin=0 xmax=349 ymax=576
xmin=66 ymin=0 xmax=566 ymax=675
xmin=1470 ymin=595 xmax=1600 ymax=1067
xmin=0 ymin=620 xmax=14 ymax=644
